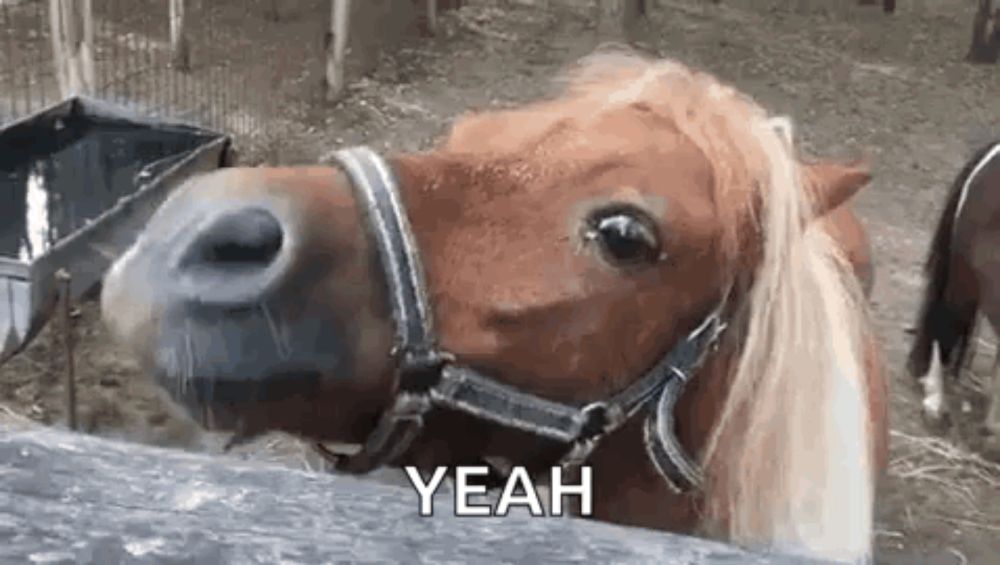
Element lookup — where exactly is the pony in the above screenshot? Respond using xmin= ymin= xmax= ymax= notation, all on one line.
xmin=906 ymin=139 xmax=1000 ymax=440
xmin=100 ymin=49 xmax=888 ymax=563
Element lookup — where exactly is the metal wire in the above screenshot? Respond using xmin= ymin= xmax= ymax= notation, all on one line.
xmin=3 ymin=0 xmax=331 ymax=156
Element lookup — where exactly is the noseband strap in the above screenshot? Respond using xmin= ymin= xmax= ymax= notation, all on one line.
xmin=325 ymin=146 xmax=728 ymax=494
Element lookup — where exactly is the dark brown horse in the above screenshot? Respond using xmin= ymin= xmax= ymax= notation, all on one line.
xmin=907 ymin=139 xmax=1000 ymax=438
xmin=100 ymin=50 xmax=887 ymax=562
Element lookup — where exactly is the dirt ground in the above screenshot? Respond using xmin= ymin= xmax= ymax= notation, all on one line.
xmin=3 ymin=0 xmax=1000 ymax=562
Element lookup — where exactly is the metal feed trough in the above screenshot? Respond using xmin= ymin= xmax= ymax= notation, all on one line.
xmin=0 ymin=96 xmax=232 ymax=365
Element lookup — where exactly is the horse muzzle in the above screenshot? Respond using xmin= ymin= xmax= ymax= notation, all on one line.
xmin=100 ymin=188 xmax=353 ymax=429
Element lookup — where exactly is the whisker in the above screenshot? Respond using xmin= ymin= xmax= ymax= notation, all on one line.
xmin=260 ymin=300 xmax=291 ymax=360
xmin=184 ymin=319 xmax=196 ymax=399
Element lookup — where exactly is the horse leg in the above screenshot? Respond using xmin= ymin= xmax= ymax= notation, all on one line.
xmin=975 ymin=245 xmax=1000 ymax=436
xmin=920 ymin=342 xmax=951 ymax=431
xmin=985 ymin=338 xmax=1000 ymax=436
xmin=964 ymin=317 xmax=980 ymax=372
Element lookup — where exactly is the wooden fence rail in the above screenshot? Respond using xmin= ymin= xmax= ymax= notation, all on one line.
xmin=0 ymin=425 xmax=818 ymax=564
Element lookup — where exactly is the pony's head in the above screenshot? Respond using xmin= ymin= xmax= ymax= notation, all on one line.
xmin=102 ymin=49 xmax=879 ymax=562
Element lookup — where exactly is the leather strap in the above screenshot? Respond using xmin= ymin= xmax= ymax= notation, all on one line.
xmin=322 ymin=146 xmax=728 ymax=494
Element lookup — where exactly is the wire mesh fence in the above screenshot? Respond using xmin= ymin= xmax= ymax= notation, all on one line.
xmin=1 ymin=0 xmax=332 ymax=158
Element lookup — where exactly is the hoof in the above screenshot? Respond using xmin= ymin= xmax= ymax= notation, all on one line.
xmin=981 ymin=435 xmax=1000 ymax=463
xmin=984 ymin=419 xmax=1000 ymax=438
xmin=921 ymin=407 xmax=951 ymax=435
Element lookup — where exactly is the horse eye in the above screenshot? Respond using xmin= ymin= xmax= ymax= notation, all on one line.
xmin=585 ymin=207 xmax=662 ymax=267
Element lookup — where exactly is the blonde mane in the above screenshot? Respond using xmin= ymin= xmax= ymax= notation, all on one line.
xmin=563 ymin=48 xmax=876 ymax=563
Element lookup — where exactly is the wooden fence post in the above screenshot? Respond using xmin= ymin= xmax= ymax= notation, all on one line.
xmin=54 ymin=269 xmax=76 ymax=432
xmin=325 ymin=0 xmax=351 ymax=102
xmin=48 ymin=0 xmax=95 ymax=97
xmin=860 ymin=0 xmax=897 ymax=14
xmin=426 ymin=0 xmax=438 ymax=36
xmin=169 ymin=0 xmax=192 ymax=72
xmin=967 ymin=0 xmax=1000 ymax=64
xmin=594 ymin=0 xmax=646 ymax=44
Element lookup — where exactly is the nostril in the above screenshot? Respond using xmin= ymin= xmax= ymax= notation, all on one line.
xmin=180 ymin=207 xmax=284 ymax=273
xmin=202 ymin=227 xmax=282 ymax=266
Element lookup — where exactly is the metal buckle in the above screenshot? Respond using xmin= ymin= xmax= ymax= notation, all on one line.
xmin=578 ymin=401 xmax=624 ymax=439
xmin=558 ymin=402 xmax=626 ymax=471
xmin=397 ymin=349 xmax=454 ymax=393
xmin=389 ymin=392 xmax=433 ymax=425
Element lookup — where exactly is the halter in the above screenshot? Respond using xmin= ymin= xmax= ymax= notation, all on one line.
xmin=321 ymin=146 xmax=728 ymax=494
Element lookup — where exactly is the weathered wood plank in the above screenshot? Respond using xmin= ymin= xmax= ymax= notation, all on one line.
xmin=324 ymin=0 xmax=421 ymax=102
xmin=169 ymin=0 xmax=192 ymax=72
xmin=325 ymin=0 xmax=352 ymax=102
xmin=0 ymin=426 xmax=819 ymax=564
xmin=967 ymin=0 xmax=1000 ymax=64
xmin=48 ymin=0 xmax=95 ymax=97
xmin=594 ymin=0 xmax=646 ymax=43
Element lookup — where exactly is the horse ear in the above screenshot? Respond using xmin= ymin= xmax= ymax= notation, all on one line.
xmin=802 ymin=158 xmax=872 ymax=219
